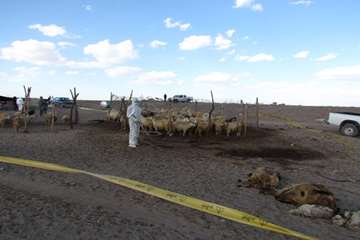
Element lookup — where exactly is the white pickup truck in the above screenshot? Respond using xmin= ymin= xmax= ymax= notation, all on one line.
xmin=327 ymin=112 xmax=360 ymax=137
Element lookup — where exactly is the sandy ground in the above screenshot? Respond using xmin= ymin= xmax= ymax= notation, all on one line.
xmin=0 ymin=101 xmax=360 ymax=240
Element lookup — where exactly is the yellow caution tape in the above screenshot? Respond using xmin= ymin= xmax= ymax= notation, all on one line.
xmin=0 ymin=155 xmax=317 ymax=240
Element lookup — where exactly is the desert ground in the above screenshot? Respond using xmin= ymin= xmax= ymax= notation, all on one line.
xmin=0 ymin=101 xmax=360 ymax=240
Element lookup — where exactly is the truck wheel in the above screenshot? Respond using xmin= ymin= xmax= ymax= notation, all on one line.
xmin=340 ymin=123 xmax=359 ymax=137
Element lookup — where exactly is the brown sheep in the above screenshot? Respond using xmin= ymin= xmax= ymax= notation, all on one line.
xmin=275 ymin=183 xmax=337 ymax=210
xmin=213 ymin=115 xmax=226 ymax=135
xmin=173 ymin=117 xmax=197 ymax=136
xmin=141 ymin=116 xmax=153 ymax=131
xmin=12 ymin=112 xmax=25 ymax=132
xmin=44 ymin=112 xmax=57 ymax=127
xmin=246 ymin=167 xmax=280 ymax=191
xmin=225 ymin=120 xmax=239 ymax=136
xmin=0 ymin=112 xmax=11 ymax=128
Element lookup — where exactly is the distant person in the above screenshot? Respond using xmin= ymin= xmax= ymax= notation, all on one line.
xmin=39 ymin=96 xmax=45 ymax=116
xmin=126 ymin=98 xmax=142 ymax=148
xmin=164 ymin=93 xmax=167 ymax=102
xmin=12 ymin=96 xmax=18 ymax=110
xmin=16 ymin=97 xmax=24 ymax=112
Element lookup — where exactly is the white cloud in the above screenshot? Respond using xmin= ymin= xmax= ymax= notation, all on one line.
xmin=83 ymin=4 xmax=92 ymax=11
xmin=58 ymin=41 xmax=76 ymax=48
xmin=294 ymin=50 xmax=310 ymax=59
xmin=29 ymin=24 xmax=66 ymax=37
xmin=164 ymin=18 xmax=191 ymax=31
xmin=84 ymin=39 xmax=137 ymax=65
xmin=236 ymin=53 xmax=274 ymax=62
xmin=13 ymin=66 xmax=40 ymax=78
xmin=290 ymin=0 xmax=313 ymax=6
xmin=316 ymin=65 xmax=360 ymax=80
xmin=219 ymin=57 xmax=226 ymax=63
xmin=194 ymin=72 xmax=235 ymax=84
xmin=179 ymin=35 xmax=212 ymax=50
xmin=136 ymin=71 xmax=177 ymax=85
xmin=234 ymin=0 xmax=254 ymax=8
xmin=227 ymin=49 xmax=236 ymax=55
xmin=105 ymin=66 xmax=142 ymax=78
xmin=251 ymin=3 xmax=264 ymax=12
xmin=150 ymin=40 xmax=167 ymax=48
xmin=226 ymin=29 xmax=236 ymax=38
xmin=215 ymin=34 xmax=232 ymax=50
xmin=0 ymin=39 xmax=65 ymax=65
xmin=194 ymin=72 xmax=251 ymax=86
xmin=65 ymin=71 xmax=79 ymax=75
xmin=315 ymin=53 xmax=337 ymax=62
xmin=233 ymin=0 xmax=264 ymax=12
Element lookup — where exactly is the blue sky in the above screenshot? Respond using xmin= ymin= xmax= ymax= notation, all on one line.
xmin=1 ymin=0 xmax=360 ymax=106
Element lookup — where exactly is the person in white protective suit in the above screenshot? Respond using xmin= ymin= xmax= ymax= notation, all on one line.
xmin=16 ymin=97 xmax=24 ymax=112
xmin=127 ymin=98 xmax=142 ymax=148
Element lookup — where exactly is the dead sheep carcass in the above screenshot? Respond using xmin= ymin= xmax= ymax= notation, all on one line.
xmin=275 ymin=183 xmax=337 ymax=210
xmin=245 ymin=167 xmax=281 ymax=191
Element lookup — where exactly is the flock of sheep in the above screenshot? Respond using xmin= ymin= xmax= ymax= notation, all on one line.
xmin=0 ymin=110 xmax=70 ymax=132
xmin=108 ymin=107 xmax=243 ymax=137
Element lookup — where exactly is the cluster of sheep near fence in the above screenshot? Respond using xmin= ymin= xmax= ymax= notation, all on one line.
xmin=107 ymin=104 xmax=256 ymax=137
xmin=141 ymin=107 xmax=247 ymax=137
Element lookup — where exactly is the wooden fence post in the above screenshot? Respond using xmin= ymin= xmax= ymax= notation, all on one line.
xmin=208 ymin=90 xmax=215 ymax=135
xmin=23 ymin=86 xmax=31 ymax=133
xmin=256 ymin=97 xmax=259 ymax=128
xmin=70 ymin=87 xmax=79 ymax=129
xmin=244 ymin=103 xmax=248 ymax=137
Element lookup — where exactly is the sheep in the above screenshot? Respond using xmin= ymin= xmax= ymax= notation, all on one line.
xmin=107 ymin=109 xmax=121 ymax=121
xmin=141 ymin=116 xmax=153 ymax=131
xmin=62 ymin=114 xmax=70 ymax=123
xmin=44 ymin=112 xmax=57 ymax=127
xmin=213 ymin=115 xmax=226 ymax=136
xmin=12 ymin=112 xmax=25 ymax=132
xmin=172 ymin=117 xmax=197 ymax=136
xmin=225 ymin=119 xmax=239 ymax=136
xmin=152 ymin=115 xmax=171 ymax=134
xmin=0 ymin=112 xmax=11 ymax=128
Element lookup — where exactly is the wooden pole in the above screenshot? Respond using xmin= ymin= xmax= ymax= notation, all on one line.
xmin=70 ymin=87 xmax=79 ymax=129
xmin=256 ymin=97 xmax=259 ymax=128
xmin=244 ymin=103 xmax=248 ymax=137
xmin=51 ymin=104 xmax=56 ymax=131
xmin=23 ymin=86 xmax=31 ymax=132
xmin=240 ymin=100 xmax=244 ymax=136
xmin=208 ymin=90 xmax=215 ymax=135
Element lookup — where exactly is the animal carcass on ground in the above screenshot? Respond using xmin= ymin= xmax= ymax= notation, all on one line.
xmin=275 ymin=183 xmax=337 ymax=210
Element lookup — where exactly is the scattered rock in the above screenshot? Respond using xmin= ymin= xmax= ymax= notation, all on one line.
xmin=332 ymin=214 xmax=347 ymax=226
xmin=290 ymin=204 xmax=334 ymax=219
xmin=348 ymin=211 xmax=360 ymax=229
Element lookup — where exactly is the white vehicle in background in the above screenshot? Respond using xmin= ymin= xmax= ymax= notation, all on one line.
xmin=169 ymin=95 xmax=193 ymax=103
xmin=327 ymin=112 xmax=360 ymax=137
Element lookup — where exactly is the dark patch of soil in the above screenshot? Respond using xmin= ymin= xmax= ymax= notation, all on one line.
xmin=215 ymin=147 xmax=325 ymax=162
